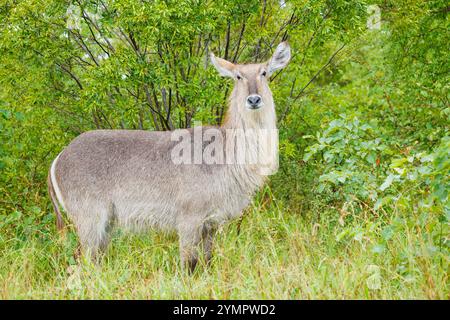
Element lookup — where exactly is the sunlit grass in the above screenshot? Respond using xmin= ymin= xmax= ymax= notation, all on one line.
xmin=0 ymin=191 xmax=448 ymax=299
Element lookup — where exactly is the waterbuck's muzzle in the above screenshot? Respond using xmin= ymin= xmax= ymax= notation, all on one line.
xmin=246 ymin=94 xmax=263 ymax=110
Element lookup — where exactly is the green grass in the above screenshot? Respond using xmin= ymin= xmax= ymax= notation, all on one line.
xmin=0 ymin=189 xmax=448 ymax=299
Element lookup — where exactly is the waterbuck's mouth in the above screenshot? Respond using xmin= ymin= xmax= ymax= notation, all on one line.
xmin=246 ymin=103 xmax=264 ymax=110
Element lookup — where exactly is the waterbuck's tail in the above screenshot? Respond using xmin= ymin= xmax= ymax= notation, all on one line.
xmin=47 ymin=169 xmax=64 ymax=231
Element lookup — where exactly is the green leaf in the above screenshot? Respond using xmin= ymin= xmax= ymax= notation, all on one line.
xmin=379 ymin=174 xmax=395 ymax=191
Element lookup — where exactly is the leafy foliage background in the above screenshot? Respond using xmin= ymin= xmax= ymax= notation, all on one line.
xmin=0 ymin=0 xmax=448 ymax=298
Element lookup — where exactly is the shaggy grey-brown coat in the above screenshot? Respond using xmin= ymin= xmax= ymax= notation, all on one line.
xmin=48 ymin=42 xmax=291 ymax=270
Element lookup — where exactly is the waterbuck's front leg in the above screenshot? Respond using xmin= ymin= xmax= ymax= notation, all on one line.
xmin=177 ymin=216 xmax=216 ymax=272
xmin=178 ymin=222 xmax=202 ymax=272
xmin=201 ymin=223 xmax=217 ymax=265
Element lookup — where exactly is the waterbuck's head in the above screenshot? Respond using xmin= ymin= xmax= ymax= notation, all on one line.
xmin=210 ymin=42 xmax=291 ymax=113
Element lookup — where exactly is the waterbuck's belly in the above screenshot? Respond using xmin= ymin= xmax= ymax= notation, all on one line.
xmin=110 ymin=177 xmax=253 ymax=232
xmin=113 ymin=199 xmax=178 ymax=232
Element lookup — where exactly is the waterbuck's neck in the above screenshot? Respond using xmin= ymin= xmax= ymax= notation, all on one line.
xmin=219 ymin=87 xmax=279 ymax=185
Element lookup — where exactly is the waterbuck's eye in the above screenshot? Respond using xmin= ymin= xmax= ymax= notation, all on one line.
xmin=262 ymin=71 xmax=267 ymax=77
xmin=236 ymin=75 xmax=242 ymax=80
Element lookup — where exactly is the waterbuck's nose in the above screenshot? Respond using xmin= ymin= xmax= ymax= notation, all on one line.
xmin=246 ymin=95 xmax=262 ymax=109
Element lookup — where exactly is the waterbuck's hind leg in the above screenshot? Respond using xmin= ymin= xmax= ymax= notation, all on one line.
xmin=75 ymin=203 xmax=116 ymax=263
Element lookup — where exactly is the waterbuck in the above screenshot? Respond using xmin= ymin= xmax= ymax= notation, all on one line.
xmin=48 ymin=42 xmax=291 ymax=270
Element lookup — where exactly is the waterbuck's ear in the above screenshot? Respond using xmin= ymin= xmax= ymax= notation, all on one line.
xmin=267 ymin=42 xmax=291 ymax=75
xmin=210 ymin=52 xmax=235 ymax=78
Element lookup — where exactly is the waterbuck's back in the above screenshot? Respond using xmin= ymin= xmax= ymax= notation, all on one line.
xmin=53 ymin=129 xmax=253 ymax=231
